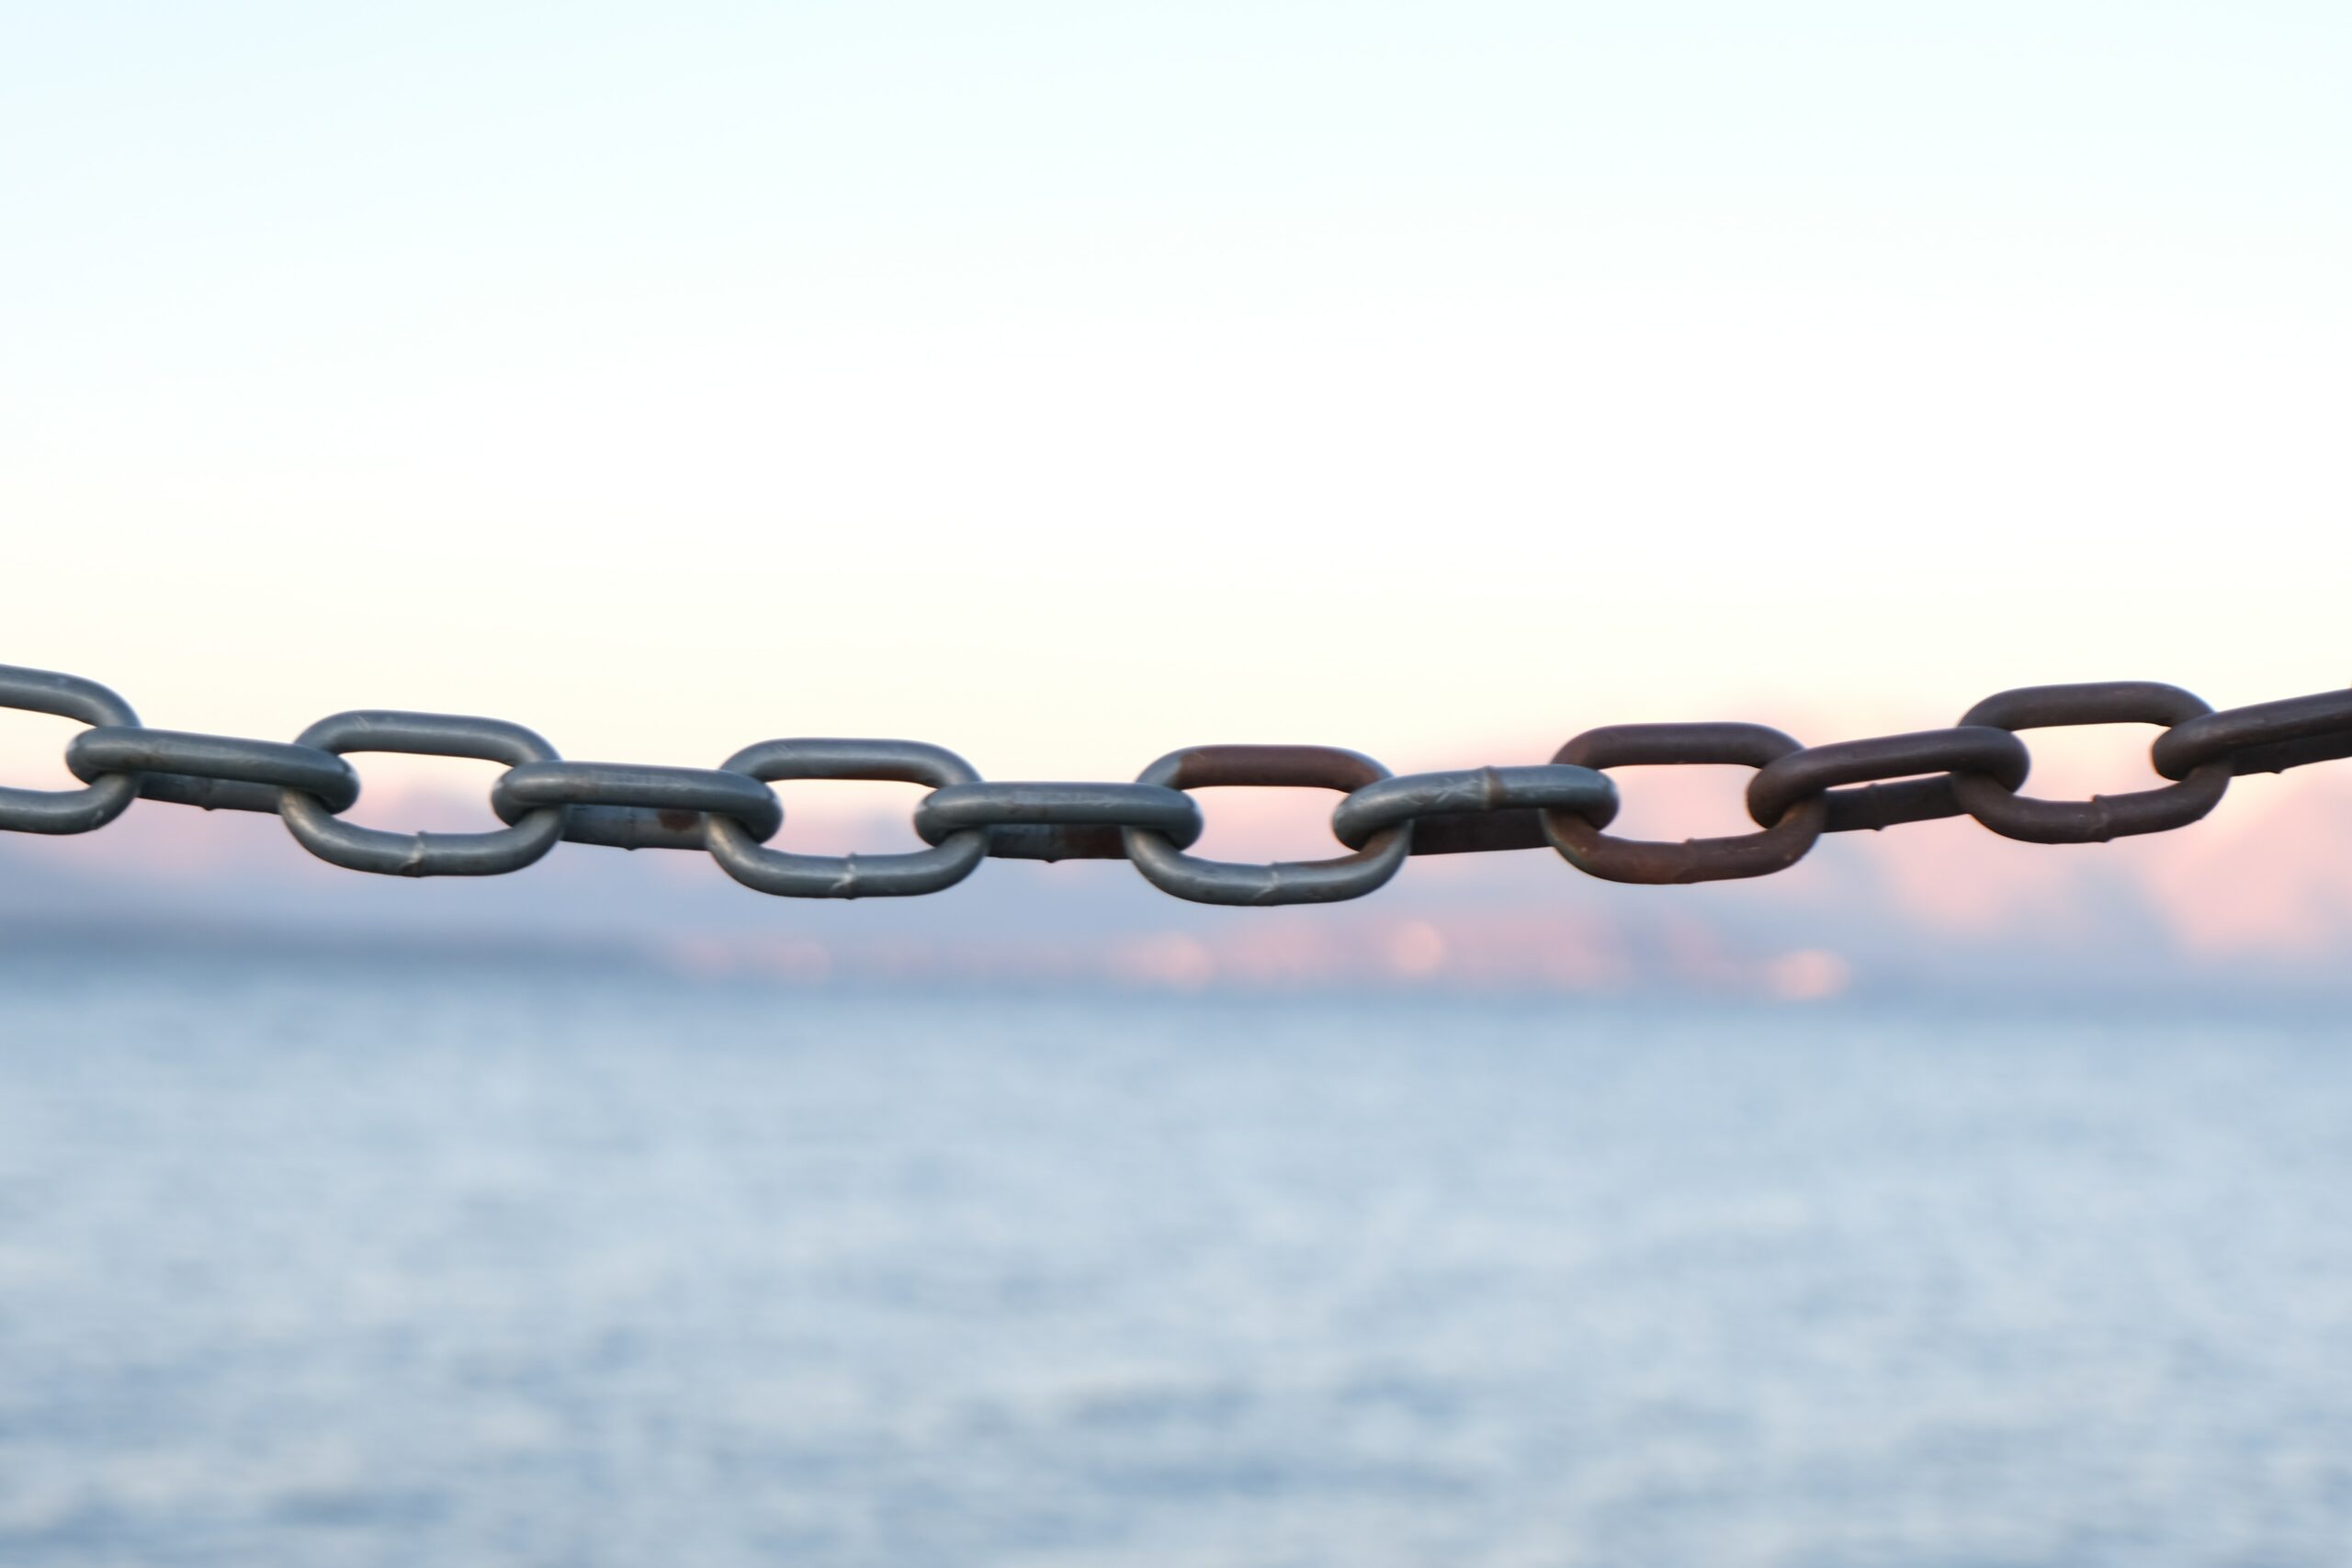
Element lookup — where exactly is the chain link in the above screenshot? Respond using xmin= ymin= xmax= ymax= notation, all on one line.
xmin=705 ymin=739 xmax=986 ymax=899
xmin=279 ymin=711 xmax=568 ymax=877
xmin=1547 ymin=724 xmax=1826 ymax=884
xmin=1746 ymin=726 xmax=2028 ymax=834
xmin=4 ymin=661 xmax=2348 ymax=904
xmin=1950 ymin=682 xmax=2232 ymax=845
xmin=1124 ymin=745 xmax=1412 ymax=907
xmin=0 ymin=667 xmax=141 ymax=835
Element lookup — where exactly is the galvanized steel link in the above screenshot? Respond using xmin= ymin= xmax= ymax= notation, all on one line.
xmin=279 ymin=711 xmax=571 ymax=877
xmin=704 ymin=739 xmax=986 ymax=898
xmin=0 ymin=665 xmax=142 ymax=835
xmin=68 ymin=728 xmax=362 ymax=817
xmin=492 ymin=761 xmax=783 ymax=849
xmin=1122 ymin=745 xmax=1411 ymax=906
xmin=1330 ymin=764 xmax=1617 ymax=852
xmin=912 ymin=781 xmax=1204 ymax=862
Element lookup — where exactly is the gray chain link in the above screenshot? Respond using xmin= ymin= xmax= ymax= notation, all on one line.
xmin=5 ymin=661 xmax=2349 ymax=904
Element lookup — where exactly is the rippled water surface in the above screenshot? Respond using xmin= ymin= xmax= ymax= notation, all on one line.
xmin=1 ymin=957 xmax=2347 ymax=1566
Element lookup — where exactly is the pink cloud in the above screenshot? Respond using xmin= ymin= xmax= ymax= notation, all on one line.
xmin=8 ymin=756 xmax=2351 ymax=998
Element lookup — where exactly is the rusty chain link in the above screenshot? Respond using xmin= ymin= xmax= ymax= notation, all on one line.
xmin=4 ymin=660 xmax=2348 ymax=905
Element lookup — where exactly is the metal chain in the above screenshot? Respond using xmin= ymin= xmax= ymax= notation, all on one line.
xmin=5 ymin=662 xmax=2349 ymax=905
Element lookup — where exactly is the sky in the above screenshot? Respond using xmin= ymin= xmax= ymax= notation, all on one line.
xmin=3 ymin=5 xmax=2348 ymax=942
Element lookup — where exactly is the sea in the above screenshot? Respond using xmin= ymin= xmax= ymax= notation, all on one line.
xmin=0 ymin=953 xmax=2346 ymax=1567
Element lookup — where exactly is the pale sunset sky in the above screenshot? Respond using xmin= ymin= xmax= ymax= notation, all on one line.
xmin=5 ymin=4 xmax=2346 ymax=801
